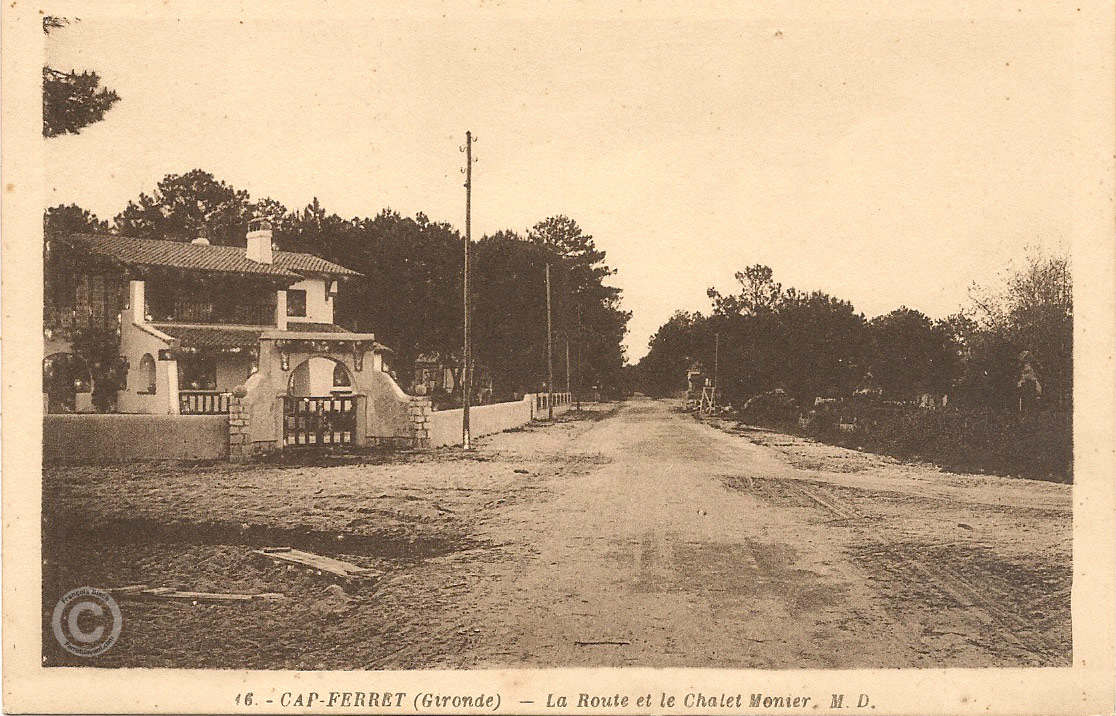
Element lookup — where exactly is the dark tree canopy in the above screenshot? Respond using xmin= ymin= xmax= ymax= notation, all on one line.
xmin=473 ymin=231 xmax=559 ymax=397
xmin=42 ymin=18 xmax=121 ymax=138
xmin=866 ymin=307 xmax=956 ymax=400
xmin=44 ymin=204 xmax=108 ymax=234
xmin=114 ymin=170 xmax=286 ymax=246
xmin=527 ymin=216 xmax=630 ymax=394
xmin=957 ymin=250 xmax=1072 ymax=408
xmin=638 ymin=311 xmax=708 ymax=397
xmin=708 ymin=264 xmax=782 ymax=317
xmin=639 ymin=256 xmax=1071 ymax=412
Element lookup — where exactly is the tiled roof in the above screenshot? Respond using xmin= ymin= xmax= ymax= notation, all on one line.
xmin=273 ymin=252 xmax=360 ymax=277
xmin=57 ymin=233 xmax=360 ymax=278
xmin=154 ymin=324 xmax=263 ymax=349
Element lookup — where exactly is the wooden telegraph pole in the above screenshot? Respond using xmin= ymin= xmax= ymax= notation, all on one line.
xmin=713 ymin=331 xmax=720 ymax=411
xmin=462 ymin=131 xmax=474 ymax=449
xmin=574 ymin=304 xmax=582 ymax=411
xmin=701 ymin=330 xmax=720 ymax=415
xmin=546 ymin=263 xmax=554 ymax=420
xmin=565 ymin=339 xmax=571 ymax=394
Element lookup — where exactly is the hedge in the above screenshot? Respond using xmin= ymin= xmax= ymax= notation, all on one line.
xmin=742 ymin=403 xmax=1071 ymax=483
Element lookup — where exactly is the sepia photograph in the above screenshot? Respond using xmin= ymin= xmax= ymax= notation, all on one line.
xmin=3 ymin=1 xmax=1114 ymax=714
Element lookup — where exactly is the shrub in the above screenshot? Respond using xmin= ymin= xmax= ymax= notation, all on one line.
xmin=740 ymin=389 xmax=799 ymax=426
xmin=737 ymin=397 xmax=1071 ymax=482
xmin=835 ymin=406 xmax=1071 ymax=482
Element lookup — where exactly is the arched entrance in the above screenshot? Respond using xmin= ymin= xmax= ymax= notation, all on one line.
xmin=287 ymin=355 xmax=353 ymax=397
xmin=283 ymin=356 xmax=357 ymax=447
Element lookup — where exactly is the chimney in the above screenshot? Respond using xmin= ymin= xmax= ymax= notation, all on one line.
xmin=191 ymin=225 xmax=210 ymax=245
xmin=246 ymin=217 xmax=273 ymax=264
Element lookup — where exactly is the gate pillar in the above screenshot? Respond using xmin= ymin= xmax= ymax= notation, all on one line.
xmin=353 ymin=394 xmax=369 ymax=447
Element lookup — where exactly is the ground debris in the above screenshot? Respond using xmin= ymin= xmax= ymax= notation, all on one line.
xmin=107 ymin=585 xmax=284 ymax=603
xmin=252 ymin=547 xmax=381 ymax=584
xmin=309 ymin=583 xmax=354 ymax=615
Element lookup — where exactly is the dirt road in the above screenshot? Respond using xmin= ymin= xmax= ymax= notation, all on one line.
xmin=43 ymin=398 xmax=1070 ymax=669
xmin=432 ymin=399 xmax=1071 ymax=669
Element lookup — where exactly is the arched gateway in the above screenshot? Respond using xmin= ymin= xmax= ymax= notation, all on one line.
xmin=283 ymin=355 xmax=358 ymax=446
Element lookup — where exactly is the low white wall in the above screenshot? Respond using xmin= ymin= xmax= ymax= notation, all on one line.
xmin=428 ymin=393 xmax=572 ymax=448
xmin=366 ymin=369 xmax=416 ymax=443
xmin=428 ymin=400 xmax=531 ymax=447
xmin=44 ymin=414 xmax=228 ymax=464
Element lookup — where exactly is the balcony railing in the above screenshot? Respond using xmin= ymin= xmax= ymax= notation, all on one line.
xmin=179 ymin=390 xmax=232 ymax=415
xmin=149 ymin=299 xmax=275 ymax=326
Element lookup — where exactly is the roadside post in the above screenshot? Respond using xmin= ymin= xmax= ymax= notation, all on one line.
xmin=461 ymin=130 xmax=474 ymax=449
xmin=546 ymin=262 xmax=554 ymax=420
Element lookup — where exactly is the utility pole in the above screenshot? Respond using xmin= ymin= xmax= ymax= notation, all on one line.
xmin=713 ymin=331 xmax=720 ymax=411
xmin=461 ymin=131 xmax=474 ymax=449
xmin=546 ymin=263 xmax=554 ymax=420
xmin=565 ymin=339 xmax=571 ymax=394
xmin=700 ymin=331 xmax=721 ymax=415
xmin=574 ymin=304 xmax=582 ymax=411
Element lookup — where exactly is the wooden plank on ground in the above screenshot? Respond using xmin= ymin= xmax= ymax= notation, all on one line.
xmin=252 ymin=547 xmax=380 ymax=581
xmin=107 ymin=586 xmax=284 ymax=603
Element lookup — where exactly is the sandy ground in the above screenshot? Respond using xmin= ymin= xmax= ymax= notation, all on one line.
xmin=42 ymin=398 xmax=1070 ymax=669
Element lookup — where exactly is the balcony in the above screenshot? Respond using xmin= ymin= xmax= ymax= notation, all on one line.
xmin=148 ymin=297 xmax=276 ymax=326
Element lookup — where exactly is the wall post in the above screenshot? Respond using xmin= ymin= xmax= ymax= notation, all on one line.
xmin=408 ymin=396 xmax=432 ymax=448
xmin=353 ymin=393 xmax=368 ymax=447
xmin=228 ymin=395 xmax=251 ymax=462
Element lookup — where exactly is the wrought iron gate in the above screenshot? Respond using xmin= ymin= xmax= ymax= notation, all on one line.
xmin=283 ymin=395 xmax=356 ymax=447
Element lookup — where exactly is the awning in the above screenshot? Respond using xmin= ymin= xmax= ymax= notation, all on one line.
xmin=152 ymin=324 xmax=262 ymax=359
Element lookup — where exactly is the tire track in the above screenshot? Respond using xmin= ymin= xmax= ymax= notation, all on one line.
xmin=722 ymin=472 xmax=1067 ymax=662
xmin=856 ymin=545 xmax=1065 ymax=660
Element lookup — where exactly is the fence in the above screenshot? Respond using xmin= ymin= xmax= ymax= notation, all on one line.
xmin=530 ymin=391 xmax=572 ymax=420
xmin=179 ymin=390 xmax=232 ymax=415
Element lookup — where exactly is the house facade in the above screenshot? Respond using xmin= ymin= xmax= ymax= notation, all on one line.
xmin=44 ymin=218 xmax=392 ymax=418
xmin=44 ymin=219 xmax=571 ymax=457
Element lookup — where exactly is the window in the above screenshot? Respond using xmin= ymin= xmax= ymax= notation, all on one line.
xmin=138 ymin=354 xmax=157 ymax=394
xmin=177 ymin=356 xmax=217 ymax=390
xmin=332 ymin=362 xmax=353 ymax=394
xmin=286 ymin=289 xmax=307 ymax=317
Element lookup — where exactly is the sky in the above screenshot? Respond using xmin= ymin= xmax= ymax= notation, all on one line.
xmin=44 ymin=3 xmax=1076 ymax=361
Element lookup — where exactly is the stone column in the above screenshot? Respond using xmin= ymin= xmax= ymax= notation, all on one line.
xmin=408 ymin=396 xmax=432 ymax=449
xmin=228 ymin=395 xmax=251 ymax=462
